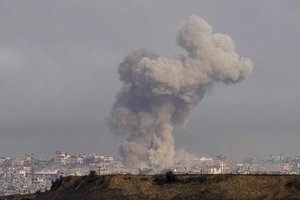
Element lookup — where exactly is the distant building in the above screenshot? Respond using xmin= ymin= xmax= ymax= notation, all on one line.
xmin=54 ymin=151 xmax=70 ymax=165
xmin=103 ymin=156 xmax=113 ymax=162
xmin=70 ymin=155 xmax=84 ymax=165
xmin=11 ymin=159 xmax=24 ymax=167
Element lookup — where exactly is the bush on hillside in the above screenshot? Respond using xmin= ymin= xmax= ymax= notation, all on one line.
xmin=51 ymin=175 xmax=63 ymax=191
xmin=85 ymin=170 xmax=97 ymax=183
xmin=286 ymin=178 xmax=300 ymax=191
xmin=155 ymin=171 xmax=178 ymax=185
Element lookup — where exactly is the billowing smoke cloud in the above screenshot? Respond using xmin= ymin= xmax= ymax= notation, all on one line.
xmin=108 ymin=15 xmax=253 ymax=170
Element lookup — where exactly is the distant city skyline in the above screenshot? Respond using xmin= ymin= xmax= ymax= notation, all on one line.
xmin=1 ymin=149 xmax=299 ymax=196
xmin=0 ymin=1 xmax=300 ymax=159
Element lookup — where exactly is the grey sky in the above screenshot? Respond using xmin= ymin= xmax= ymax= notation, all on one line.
xmin=0 ymin=0 xmax=299 ymax=159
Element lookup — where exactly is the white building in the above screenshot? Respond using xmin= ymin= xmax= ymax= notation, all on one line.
xmin=54 ymin=151 xmax=70 ymax=165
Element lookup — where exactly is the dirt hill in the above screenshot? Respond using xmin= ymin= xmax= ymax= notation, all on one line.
xmin=2 ymin=174 xmax=300 ymax=200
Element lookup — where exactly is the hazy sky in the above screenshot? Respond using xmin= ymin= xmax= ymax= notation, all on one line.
xmin=1 ymin=0 xmax=299 ymax=159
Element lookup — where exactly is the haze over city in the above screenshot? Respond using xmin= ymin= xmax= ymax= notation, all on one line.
xmin=1 ymin=0 xmax=300 ymax=161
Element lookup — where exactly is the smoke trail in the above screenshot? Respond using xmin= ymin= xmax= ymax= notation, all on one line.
xmin=108 ymin=15 xmax=253 ymax=170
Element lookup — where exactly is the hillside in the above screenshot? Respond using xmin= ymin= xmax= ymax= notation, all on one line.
xmin=1 ymin=174 xmax=300 ymax=200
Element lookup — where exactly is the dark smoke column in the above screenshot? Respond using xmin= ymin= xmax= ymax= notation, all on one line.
xmin=108 ymin=15 xmax=253 ymax=170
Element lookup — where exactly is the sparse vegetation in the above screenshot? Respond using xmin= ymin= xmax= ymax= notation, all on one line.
xmin=165 ymin=171 xmax=178 ymax=183
xmin=50 ymin=175 xmax=63 ymax=191
xmin=88 ymin=170 xmax=97 ymax=177
xmin=286 ymin=178 xmax=300 ymax=191
xmin=85 ymin=170 xmax=98 ymax=183
xmin=2 ymin=174 xmax=300 ymax=200
xmin=155 ymin=174 xmax=167 ymax=185
xmin=155 ymin=171 xmax=179 ymax=185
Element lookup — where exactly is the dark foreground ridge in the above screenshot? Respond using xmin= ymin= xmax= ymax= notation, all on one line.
xmin=2 ymin=173 xmax=300 ymax=200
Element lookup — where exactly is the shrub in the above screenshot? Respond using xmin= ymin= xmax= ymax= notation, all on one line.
xmin=155 ymin=171 xmax=178 ymax=185
xmin=286 ymin=178 xmax=300 ymax=191
xmin=155 ymin=174 xmax=167 ymax=185
xmin=166 ymin=171 xmax=177 ymax=183
xmin=89 ymin=170 xmax=97 ymax=177
xmin=86 ymin=170 xmax=97 ymax=183
xmin=51 ymin=175 xmax=63 ymax=191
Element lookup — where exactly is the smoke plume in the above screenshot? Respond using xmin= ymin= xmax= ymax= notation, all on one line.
xmin=108 ymin=15 xmax=253 ymax=170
